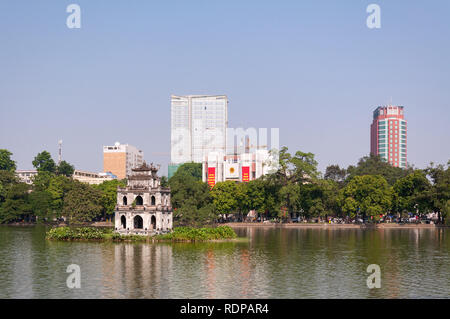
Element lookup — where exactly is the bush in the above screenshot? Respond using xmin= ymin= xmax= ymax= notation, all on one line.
xmin=46 ymin=225 xmax=237 ymax=242
xmin=46 ymin=226 xmax=113 ymax=240
xmin=155 ymin=226 xmax=237 ymax=242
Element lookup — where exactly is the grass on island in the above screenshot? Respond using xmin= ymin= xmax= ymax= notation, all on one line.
xmin=154 ymin=226 xmax=237 ymax=242
xmin=45 ymin=225 xmax=237 ymax=242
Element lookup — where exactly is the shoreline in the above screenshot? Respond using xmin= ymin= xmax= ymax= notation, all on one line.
xmin=224 ymin=222 xmax=448 ymax=229
xmin=3 ymin=222 xmax=447 ymax=230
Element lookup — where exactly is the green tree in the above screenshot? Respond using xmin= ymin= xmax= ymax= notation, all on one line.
xmin=93 ymin=179 xmax=126 ymax=220
xmin=56 ymin=160 xmax=75 ymax=177
xmin=63 ymin=182 xmax=103 ymax=223
xmin=160 ymin=175 xmax=169 ymax=187
xmin=32 ymin=151 xmax=56 ymax=173
xmin=324 ymin=164 xmax=347 ymax=184
xmin=299 ymin=180 xmax=341 ymax=221
xmin=210 ymin=181 xmax=239 ymax=217
xmin=169 ymin=172 xmax=215 ymax=226
xmin=0 ymin=149 xmax=16 ymax=172
xmin=29 ymin=190 xmax=53 ymax=222
xmin=392 ymin=170 xmax=432 ymax=217
xmin=261 ymin=179 xmax=281 ymax=220
xmin=269 ymin=146 xmax=319 ymax=221
xmin=273 ymin=147 xmax=319 ymax=185
xmin=170 ymin=162 xmax=202 ymax=181
xmin=0 ymin=170 xmax=18 ymax=204
xmin=340 ymin=175 xmax=392 ymax=222
xmin=176 ymin=199 xmax=216 ymax=227
xmin=32 ymin=171 xmax=55 ymax=191
xmin=234 ymin=182 xmax=249 ymax=221
xmin=279 ymin=183 xmax=301 ymax=221
xmin=46 ymin=175 xmax=75 ymax=218
xmin=426 ymin=161 xmax=450 ymax=224
xmin=346 ymin=154 xmax=413 ymax=186
xmin=0 ymin=183 xmax=32 ymax=223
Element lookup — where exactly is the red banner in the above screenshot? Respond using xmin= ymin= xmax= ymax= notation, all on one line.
xmin=207 ymin=167 xmax=216 ymax=188
xmin=242 ymin=166 xmax=250 ymax=182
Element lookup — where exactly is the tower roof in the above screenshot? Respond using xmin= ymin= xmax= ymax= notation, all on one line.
xmin=131 ymin=162 xmax=160 ymax=173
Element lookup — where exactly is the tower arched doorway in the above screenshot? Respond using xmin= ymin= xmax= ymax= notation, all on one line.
xmin=151 ymin=196 xmax=156 ymax=206
xmin=151 ymin=215 xmax=156 ymax=230
xmin=121 ymin=215 xmax=126 ymax=229
xmin=134 ymin=215 xmax=143 ymax=229
xmin=135 ymin=195 xmax=143 ymax=206
xmin=123 ymin=196 xmax=127 ymax=205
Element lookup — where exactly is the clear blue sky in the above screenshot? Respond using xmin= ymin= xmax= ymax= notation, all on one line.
xmin=1 ymin=0 xmax=449 ymax=176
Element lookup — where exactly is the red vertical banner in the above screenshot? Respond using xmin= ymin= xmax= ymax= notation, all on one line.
xmin=242 ymin=166 xmax=250 ymax=182
xmin=207 ymin=167 xmax=216 ymax=188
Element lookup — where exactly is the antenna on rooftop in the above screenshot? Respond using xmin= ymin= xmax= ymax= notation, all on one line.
xmin=58 ymin=140 xmax=63 ymax=164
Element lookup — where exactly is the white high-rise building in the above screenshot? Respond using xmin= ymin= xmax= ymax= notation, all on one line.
xmin=170 ymin=95 xmax=228 ymax=176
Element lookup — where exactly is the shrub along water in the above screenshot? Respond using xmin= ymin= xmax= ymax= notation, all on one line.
xmin=46 ymin=225 xmax=237 ymax=242
xmin=155 ymin=226 xmax=237 ymax=242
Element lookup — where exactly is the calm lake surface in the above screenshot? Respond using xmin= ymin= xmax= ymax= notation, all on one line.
xmin=0 ymin=225 xmax=449 ymax=299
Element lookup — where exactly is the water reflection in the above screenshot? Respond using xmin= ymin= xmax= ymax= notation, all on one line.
xmin=0 ymin=226 xmax=449 ymax=298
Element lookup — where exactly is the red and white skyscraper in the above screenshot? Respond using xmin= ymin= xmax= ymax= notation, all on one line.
xmin=370 ymin=105 xmax=407 ymax=168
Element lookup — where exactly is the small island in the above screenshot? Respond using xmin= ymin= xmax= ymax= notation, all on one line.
xmin=46 ymin=225 xmax=237 ymax=242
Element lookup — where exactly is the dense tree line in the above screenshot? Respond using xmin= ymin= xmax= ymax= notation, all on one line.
xmin=169 ymin=148 xmax=450 ymax=226
xmin=1 ymin=147 xmax=449 ymax=226
xmin=0 ymin=149 xmax=125 ymax=224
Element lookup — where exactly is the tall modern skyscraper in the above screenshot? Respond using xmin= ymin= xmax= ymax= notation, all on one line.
xmin=170 ymin=95 xmax=228 ymax=177
xmin=370 ymin=105 xmax=407 ymax=168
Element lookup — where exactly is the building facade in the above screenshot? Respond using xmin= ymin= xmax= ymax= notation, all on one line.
xmin=73 ymin=170 xmax=117 ymax=185
xmin=170 ymin=95 xmax=228 ymax=177
xmin=16 ymin=170 xmax=38 ymax=185
xmin=114 ymin=162 xmax=172 ymax=235
xmin=103 ymin=142 xmax=144 ymax=179
xmin=202 ymin=149 xmax=276 ymax=187
xmin=370 ymin=105 xmax=407 ymax=168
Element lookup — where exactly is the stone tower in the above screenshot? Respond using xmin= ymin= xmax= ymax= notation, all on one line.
xmin=114 ymin=162 xmax=172 ymax=235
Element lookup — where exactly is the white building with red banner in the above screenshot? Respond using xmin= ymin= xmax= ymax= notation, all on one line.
xmin=202 ymin=149 xmax=276 ymax=187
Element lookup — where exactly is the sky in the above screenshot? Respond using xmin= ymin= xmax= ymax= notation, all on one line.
xmin=1 ymin=0 xmax=449 ymax=176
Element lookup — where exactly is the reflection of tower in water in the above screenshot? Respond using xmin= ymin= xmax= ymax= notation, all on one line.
xmin=103 ymin=244 xmax=173 ymax=298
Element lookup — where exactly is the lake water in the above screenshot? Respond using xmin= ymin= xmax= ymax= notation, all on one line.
xmin=0 ymin=225 xmax=449 ymax=299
